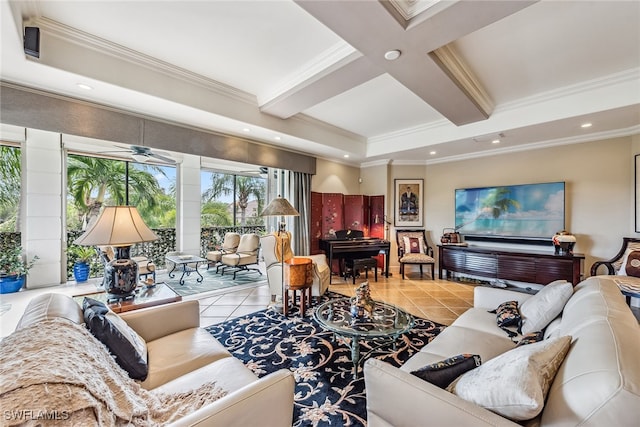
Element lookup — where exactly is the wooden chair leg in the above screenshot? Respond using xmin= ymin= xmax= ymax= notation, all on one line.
xmin=401 ymin=263 xmax=405 ymax=279
xmin=284 ymin=289 xmax=290 ymax=315
xmin=420 ymin=265 xmax=423 ymax=276
xmin=430 ymin=264 xmax=434 ymax=280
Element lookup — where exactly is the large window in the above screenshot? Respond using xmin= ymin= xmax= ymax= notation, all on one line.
xmin=200 ymin=170 xmax=266 ymax=227
xmin=66 ymin=153 xmax=176 ymax=230
xmin=65 ymin=153 xmax=176 ymax=278
xmin=0 ymin=144 xmax=21 ymax=234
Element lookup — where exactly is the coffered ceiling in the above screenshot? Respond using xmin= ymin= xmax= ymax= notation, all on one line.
xmin=1 ymin=0 xmax=639 ymax=167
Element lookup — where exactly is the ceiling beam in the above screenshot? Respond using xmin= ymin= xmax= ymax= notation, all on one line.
xmin=293 ymin=0 xmax=538 ymax=126
xmin=260 ymin=53 xmax=384 ymax=119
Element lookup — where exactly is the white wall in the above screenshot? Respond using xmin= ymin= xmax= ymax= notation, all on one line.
xmin=313 ymin=135 xmax=638 ymax=279
xmin=23 ymin=129 xmax=64 ymax=288
xmin=176 ymin=154 xmax=201 ymax=255
xmin=312 ymin=158 xmax=360 ymax=194
xmin=423 ymin=136 xmax=633 ymax=272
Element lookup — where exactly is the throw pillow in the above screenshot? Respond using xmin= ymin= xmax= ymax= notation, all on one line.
xmin=411 ymin=354 xmax=481 ymax=389
xmin=403 ymin=236 xmax=425 ymax=254
xmin=618 ymin=249 xmax=640 ymax=277
xmin=516 ymin=331 xmax=544 ymax=347
xmin=519 ymin=280 xmax=573 ymax=335
xmin=447 ymin=335 xmax=572 ymax=421
xmin=489 ymin=300 xmax=521 ymax=338
xmin=83 ymin=297 xmax=149 ymax=380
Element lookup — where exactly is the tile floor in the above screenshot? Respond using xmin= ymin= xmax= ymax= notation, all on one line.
xmin=196 ymin=268 xmax=476 ymax=327
xmin=2 ymin=267 xmax=637 ymax=337
xmin=0 ymin=266 xmax=477 ymax=338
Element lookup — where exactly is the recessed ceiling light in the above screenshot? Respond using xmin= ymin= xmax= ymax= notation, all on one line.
xmin=429 ymin=151 xmax=436 ymax=155
xmin=242 ymin=128 xmax=251 ymax=132
xmin=581 ymin=123 xmax=592 ymax=128
xmin=384 ymin=49 xmax=401 ymax=61
xmin=343 ymin=154 xmax=349 ymax=158
xmin=273 ymin=136 xmax=281 ymax=141
xmin=77 ymin=83 xmax=93 ymax=90
xmin=492 ymin=139 xmax=500 ymax=144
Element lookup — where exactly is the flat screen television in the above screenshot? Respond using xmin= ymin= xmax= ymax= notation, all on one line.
xmin=455 ymin=181 xmax=565 ymax=243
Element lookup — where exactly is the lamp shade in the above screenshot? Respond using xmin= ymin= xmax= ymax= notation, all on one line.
xmin=261 ymin=197 xmax=300 ymax=217
xmin=74 ymin=206 xmax=158 ymax=246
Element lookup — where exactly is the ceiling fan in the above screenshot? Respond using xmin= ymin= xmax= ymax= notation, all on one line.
xmin=239 ymin=166 xmax=269 ymax=176
xmin=102 ymin=145 xmax=176 ymax=164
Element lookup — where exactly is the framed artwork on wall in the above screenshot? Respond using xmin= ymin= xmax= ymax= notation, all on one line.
xmin=394 ymin=179 xmax=423 ymax=227
xmin=636 ymin=155 xmax=640 ymax=232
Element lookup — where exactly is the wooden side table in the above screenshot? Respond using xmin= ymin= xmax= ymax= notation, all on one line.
xmin=284 ymin=257 xmax=313 ymax=316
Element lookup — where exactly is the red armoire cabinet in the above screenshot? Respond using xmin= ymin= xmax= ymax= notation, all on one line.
xmin=310 ymin=192 xmax=385 ymax=256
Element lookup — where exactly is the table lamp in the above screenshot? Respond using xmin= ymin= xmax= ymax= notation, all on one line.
xmin=261 ymin=196 xmax=300 ymax=313
xmin=74 ymin=206 xmax=158 ymax=298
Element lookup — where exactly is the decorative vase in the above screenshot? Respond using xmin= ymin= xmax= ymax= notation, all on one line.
xmin=552 ymin=231 xmax=576 ymax=255
xmin=73 ymin=261 xmax=90 ymax=283
xmin=350 ymin=281 xmax=374 ymax=322
xmin=0 ymin=274 xmax=25 ymax=294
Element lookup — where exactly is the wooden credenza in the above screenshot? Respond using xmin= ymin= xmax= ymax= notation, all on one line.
xmin=438 ymin=245 xmax=584 ymax=285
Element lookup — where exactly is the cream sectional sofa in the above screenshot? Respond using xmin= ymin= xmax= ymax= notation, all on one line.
xmin=364 ymin=276 xmax=640 ymax=426
xmin=4 ymin=292 xmax=295 ymax=426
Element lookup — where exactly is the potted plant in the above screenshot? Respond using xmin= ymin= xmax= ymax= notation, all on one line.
xmin=67 ymin=245 xmax=95 ymax=283
xmin=0 ymin=246 xmax=39 ymax=293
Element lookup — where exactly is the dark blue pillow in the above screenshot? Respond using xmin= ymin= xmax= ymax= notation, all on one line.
xmin=83 ymin=297 xmax=148 ymax=380
xmin=411 ymin=354 xmax=481 ymax=388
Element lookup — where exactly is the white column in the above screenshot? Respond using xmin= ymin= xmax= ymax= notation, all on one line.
xmin=177 ymin=154 xmax=201 ymax=255
xmin=23 ymin=129 xmax=64 ymax=288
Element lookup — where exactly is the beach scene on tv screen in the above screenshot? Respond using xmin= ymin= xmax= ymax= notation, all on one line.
xmin=455 ymin=182 xmax=565 ymax=239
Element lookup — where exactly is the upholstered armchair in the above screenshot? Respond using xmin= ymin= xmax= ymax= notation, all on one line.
xmin=396 ymin=229 xmax=435 ymax=279
xmin=206 ymin=232 xmax=241 ymax=272
xmin=590 ymin=237 xmax=640 ymax=305
xmin=220 ymin=233 xmax=262 ymax=279
xmin=260 ymin=233 xmax=330 ymax=302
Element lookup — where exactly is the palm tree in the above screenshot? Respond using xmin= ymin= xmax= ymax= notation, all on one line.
xmin=67 ymin=155 xmax=166 ymax=229
xmin=202 ymin=173 xmax=265 ymax=226
xmin=235 ymin=176 xmax=264 ymax=225
xmin=0 ymin=146 xmax=21 ymax=232
xmin=482 ymin=187 xmax=521 ymax=219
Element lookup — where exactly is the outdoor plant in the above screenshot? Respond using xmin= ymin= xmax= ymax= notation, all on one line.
xmin=0 ymin=246 xmax=39 ymax=277
xmin=67 ymin=245 xmax=95 ymax=263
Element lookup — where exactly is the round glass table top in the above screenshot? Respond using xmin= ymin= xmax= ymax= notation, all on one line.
xmin=314 ymin=297 xmax=414 ymax=338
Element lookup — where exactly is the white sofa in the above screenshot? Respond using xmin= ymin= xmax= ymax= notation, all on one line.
xmin=364 ymin=276 xmax=640 ymax=426
xmin=2 ymin=293 xmax=295 ymax=426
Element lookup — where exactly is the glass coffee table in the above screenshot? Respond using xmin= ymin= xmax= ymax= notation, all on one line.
xmin=165 ymin=254 xmax=207 ymax=285
xmin=314 ymin=297 xmax=414 ymax=378
xmin=73 ymin=282 xmax=181 ymax=313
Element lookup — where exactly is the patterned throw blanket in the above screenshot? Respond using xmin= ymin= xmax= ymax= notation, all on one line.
xmin=0 ymin=318 xmax=226 ymax=426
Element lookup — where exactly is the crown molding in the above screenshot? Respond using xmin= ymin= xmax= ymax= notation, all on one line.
xmin=360 ymin=159 xmax=393 ymax=168
xmin=388 ymin=0 xmax=444 ymax=21
xmin=367 ymin=67 xmax=639 ymax=147
xmin=428 ymin=44 xmax=494 ymax=117
xmin=425 ymin=125 xmax=640 ymax=165
xmin=30 ymin=16 xmax=256 ymax=105
xmin=258 ymin=41 xmax=358 ymax=106
xmin=495 ymin=68 xmax=639 ymax=114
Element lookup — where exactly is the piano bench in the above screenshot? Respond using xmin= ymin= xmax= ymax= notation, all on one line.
xmin=345 ymin=258 xmax=378 ymax=284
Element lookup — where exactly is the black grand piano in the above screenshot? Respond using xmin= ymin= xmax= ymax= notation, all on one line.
xmin=319 ymin=230 xmax=390 ymax=283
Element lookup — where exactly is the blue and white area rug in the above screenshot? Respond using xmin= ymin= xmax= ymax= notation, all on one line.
xmin=206 ymin=293 xmax=445 ymax=427
xmin=160 ymin=268 xmax=266 ymax=297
